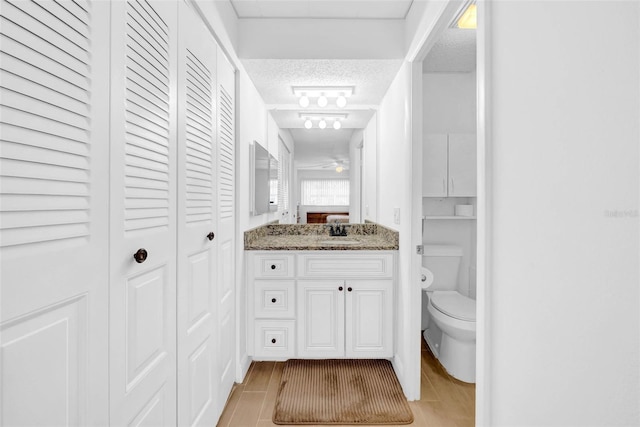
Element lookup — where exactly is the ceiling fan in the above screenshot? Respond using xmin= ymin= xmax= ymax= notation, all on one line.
xmin=298 ymin=160 xmax=349 ymax=173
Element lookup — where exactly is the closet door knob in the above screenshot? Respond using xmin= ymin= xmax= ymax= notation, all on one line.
xmin=133 ymin=248 xmax=148 ymax=264
xmin=207 ymin=232 xmax=215 ymax=241
xmin=338 ymin=286 xmax=343 ymax=291
xmin=347 ymin=287 xmax=353 ymax=292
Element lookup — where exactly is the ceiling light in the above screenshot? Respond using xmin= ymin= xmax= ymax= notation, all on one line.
xmin=317 ymin=95 xmax=328 ymax=108
xmin=304 ymin=119 xmax=313 ymax=129
xmin=333 ymin=120 xmax=341 ymax=130
xmin=318 ymin=119 xmax=327 ymax=129
xmin=336 ymin=165 xmax=344 ymax=173
xmin=299 ymin=112 xmax=348 ymax=130
xmin=336 ymin=95 xmax=347 ymax=108
xmin=455 ymin=2 xmax=476 ymax=29
xmin=299 ymin=95 xmax=310 ymax=108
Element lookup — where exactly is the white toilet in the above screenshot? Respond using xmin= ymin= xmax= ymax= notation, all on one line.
xmin=421 ymin=244 xmax=476 ymax=383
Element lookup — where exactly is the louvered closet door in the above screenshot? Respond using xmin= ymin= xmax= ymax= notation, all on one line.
xmin=0 ymin=0 xmax=110 ymax=425
xmin=109 ymin=1 xmax=178 ymax=425
xmin=176 ymin=3 xmax=220 ymax=426
xmin=215 ymin=48 xmax=236 ymax=413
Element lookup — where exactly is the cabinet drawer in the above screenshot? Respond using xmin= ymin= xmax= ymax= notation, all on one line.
xmin=254 ymin=320 xmax=295 ymax=359
xmin=298 ymin=253 xmax=394 ymax=278
xmin=253 ymin=254 xmax=295 ymax=278
xmin=254 ymin=281 xmax=295 ymax=318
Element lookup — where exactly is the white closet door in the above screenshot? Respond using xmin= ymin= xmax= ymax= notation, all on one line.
xmin=109 ymin=1 xmax=178 ymax=425
xmin=215 ymin=48 xmax=236 ymax=413
xmin=176 ymin=3 xmax=220 ymax=426
xmin=0 ymin=1 xmax=110 ymax=425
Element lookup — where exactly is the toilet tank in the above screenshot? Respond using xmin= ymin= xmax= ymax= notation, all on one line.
xmin=422 ymin=244 xmax=463 ymax=291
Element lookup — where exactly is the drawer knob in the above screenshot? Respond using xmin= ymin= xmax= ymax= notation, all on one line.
xmin=338 ymin=286 xmax=343 ymax=291
xmin=271 ymin=338 xmax=276 ymax=344
xmin=347 ymin=287 xmax=353 ymax=292
xmin=271 ymin=298 xmax=277 ymax=303
xmin=270 ymin=264 xmax=276 ymax=270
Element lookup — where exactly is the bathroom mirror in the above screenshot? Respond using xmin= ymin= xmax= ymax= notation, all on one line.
xmin=268 ymin=154 xmax=278 ymax=212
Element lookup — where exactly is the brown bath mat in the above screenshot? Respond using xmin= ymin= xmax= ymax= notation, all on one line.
xmin=273 ymin=359 xmax=414 ymax=425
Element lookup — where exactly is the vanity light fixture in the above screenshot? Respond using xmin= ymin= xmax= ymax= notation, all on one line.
xmin=292 ymin=86 xmax=354 ymax=108
xmin=299 ymin=112 xmax=348 ymax=130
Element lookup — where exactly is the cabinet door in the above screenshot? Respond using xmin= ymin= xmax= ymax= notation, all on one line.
xmin=448 ymin=134 xmax=477 ymax=197
xmin=345 ymin=280 xmax=393 ymax=358
xmin=109 ymin=1 xmax=178 ymax=425
xmin=0 ymin=1 xmax=110 ymax=424
xmin=298 ymin=281 xmax=345 ymax=358
xmin=176 ymin=3 xmax=219 ymax=426
xmin=422 ymin=134 xmax=448 ymax=197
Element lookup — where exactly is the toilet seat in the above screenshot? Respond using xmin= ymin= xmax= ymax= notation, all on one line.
xmin=430 ymin=291 xmax=476 ymax=322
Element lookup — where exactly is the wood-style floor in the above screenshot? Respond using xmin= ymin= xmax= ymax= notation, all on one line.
xmin=216 ymin=338 xmax=475 ymax=427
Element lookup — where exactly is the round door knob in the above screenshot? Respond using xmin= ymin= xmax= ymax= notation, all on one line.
xmin=271 ymin=338 xmax=276 ymax=344
xmin=347 ymin=287 xmax=353 ymax=292
xmin=133 ymin=248 xmax=148 ymax=264
xmin=207 ymin=232 xmax=215 ymax=241
xmin=338 ymin=286 xmax=343 ymax=291
xmin=271 ymin=298 xmax=277 ymax=303
xmin=270 ymin=264 xmax=276 ymax=270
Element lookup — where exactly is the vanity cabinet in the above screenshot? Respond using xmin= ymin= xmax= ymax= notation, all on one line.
xmin=423 ymin=133 xmax=477 ymax=197
xmin=247 ymin=251 xmax=395 ymax=360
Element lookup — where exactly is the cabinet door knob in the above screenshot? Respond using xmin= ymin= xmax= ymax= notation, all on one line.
xmin=271 ymin=338 xmax=276 ymax=344
xmin=270 ymin=264 xmax=276 ymax=270
xmin=338 ymin=286 xmax=343 ymax=291
xmin=207 ymin=232 xmax=215 ymax=241
xmin=133 ymin=248 xmax=148 ymax=263
xmin=271 ymin=298 xmax=276 ymax=303
xmin=347 ymin=287 xmax=353 ymax=292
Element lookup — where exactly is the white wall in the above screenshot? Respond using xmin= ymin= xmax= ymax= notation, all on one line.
xmin=376 ymin=62 xmax=417 ymax=394
xmin=486 ymin=2 xmax=639 ymax=425
xmin=423 ymin=72 xmax=476 ymax=133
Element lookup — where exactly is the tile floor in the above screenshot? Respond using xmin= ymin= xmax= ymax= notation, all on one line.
xmin=216 ymin=338 xmax=475 ymax=427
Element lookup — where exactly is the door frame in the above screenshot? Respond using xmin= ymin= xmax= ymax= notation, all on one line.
xmin=407 ymin=0 xmax=492 ymax=424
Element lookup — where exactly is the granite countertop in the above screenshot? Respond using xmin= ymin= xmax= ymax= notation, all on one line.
xmin=244 ymin=223 xmax=399 ymax=251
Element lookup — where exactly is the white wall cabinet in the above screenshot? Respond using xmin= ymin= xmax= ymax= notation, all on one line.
xmin=423 ymin=133 xmax=477 ymax=197
xmin=247 ymin=251 xmax=395 ymax=361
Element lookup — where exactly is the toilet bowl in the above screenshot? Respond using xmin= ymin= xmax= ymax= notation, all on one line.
xmin=427 ymin=291 xmax=476 ymax=383
xmin=421 ymin=245 xmax=476 ymax=383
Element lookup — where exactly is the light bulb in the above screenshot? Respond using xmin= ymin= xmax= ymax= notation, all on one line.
xmin=336 ymin=95 xmax=347 ymax=108
xmin=318 ymin=119 xmax=326 ymax=129
xmin=304 ymin=119 xmax=312 ymax=129
xmin=336 ymin=165 xmax=344 ymax=173
xmin=317 ymin=95 xmax=328 ymax=107
xmin=333 ymin=120 xmax=341 ymax=130
xmin=299 ymin=95 xmax=309 ymax=108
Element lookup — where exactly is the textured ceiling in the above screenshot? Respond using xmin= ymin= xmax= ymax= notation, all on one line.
xmin=230 ymin=0 xmax=413 ymax=19
xmin=290 ymin=128 xmax=353 ymax=170
xmin=423 ymin=28 xmax=476 ymax=73
xmin=242 ymin=59 xmax=403 ymax=106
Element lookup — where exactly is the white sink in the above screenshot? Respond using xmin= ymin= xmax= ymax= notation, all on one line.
xmin=318 ymin=239 xmax=360 ymax=245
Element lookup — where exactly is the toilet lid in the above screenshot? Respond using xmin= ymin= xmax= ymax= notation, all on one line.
xmin=430 ymin=291 xmax=476 ymax=321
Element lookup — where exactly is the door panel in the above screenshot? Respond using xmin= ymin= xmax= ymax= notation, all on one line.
xmin=298 ymin=281 xmax=345 ymax=358
xmin=176 ymin=3 xmax=219 ymax=425
xmin=216 ymin=49 xmax=236 ymax=412
xmin=448 ymin=133 xmax=477 ymax=197
xmin=109 ymin=1 xmax=178 ymax=425
xmin=0 ymin=0 xmax=110 ymax=424
xmin=345 ymin=280 xmax=393 ymax=358
xmin=422 ymin=134 xmax=448 ymax=197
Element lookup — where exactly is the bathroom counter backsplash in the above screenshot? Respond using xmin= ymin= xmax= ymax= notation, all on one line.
xmin=244 ymin=223 xmax=399 ymax=251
